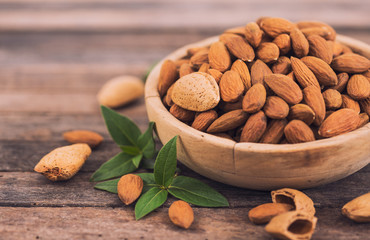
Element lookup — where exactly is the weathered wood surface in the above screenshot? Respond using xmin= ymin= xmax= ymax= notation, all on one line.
xmin=0 ymin=0 xmax=369 ymax=239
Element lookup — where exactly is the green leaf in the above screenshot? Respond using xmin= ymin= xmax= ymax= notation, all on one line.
xmin=154 ymin=136 xmax=178 ymax=187
xmin=90 ymin=152 xmax=137 ymax=182
xmin=140 ymin=158 xmax=155 ymax=170
xmin=120 ymin=145 xmax=141 ymax=156
xmin=131 ymin=154 xmax=143 ymax=168
xmin=101 ymin=106 xmax=141 ymax=147
xmin=137 ymin=122 xmax=156 ymax=159
xmin=136 ymin=173 xmax=157 ymax=193
xmin=135 ymin=187 xmax=168 ymax=220
xmin=94 ymin=178 xmax=120 ymax=193
xmin=168 ymin=176 xmax=229 ymax=207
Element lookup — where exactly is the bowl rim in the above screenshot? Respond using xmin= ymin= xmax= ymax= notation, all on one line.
xmin=145 ymin=34 xmax=370 ymax=154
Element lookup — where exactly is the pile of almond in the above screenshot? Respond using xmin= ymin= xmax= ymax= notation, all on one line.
xmin=158 ymin=17 xmax=370 ymax=144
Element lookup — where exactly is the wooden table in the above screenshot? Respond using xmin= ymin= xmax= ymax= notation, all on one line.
xmin=0 ymin=1 xmax=369 ymax=239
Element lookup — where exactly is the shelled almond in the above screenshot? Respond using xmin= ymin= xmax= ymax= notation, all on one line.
xmin=159 ymin=17 xmax=370 ymax=144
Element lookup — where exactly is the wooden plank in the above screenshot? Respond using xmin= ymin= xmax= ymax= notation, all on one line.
xmin=0 ymin=206 xmax=369 ymax=240
xmin=0 ymin=1 xmax=368 ymax=32
xmin=0 ymin=166 xmax=369 ymax=207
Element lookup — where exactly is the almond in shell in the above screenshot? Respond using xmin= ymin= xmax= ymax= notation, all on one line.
xmin=240 ymin=111 xmax=267 ymax=143
xmin=318 ymin=108 xmax=360 ymax=137
xmin=207 ymin=109 xmax=248 ymax=133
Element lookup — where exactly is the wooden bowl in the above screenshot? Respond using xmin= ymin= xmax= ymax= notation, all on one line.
xmin=145 ymin=35 xmax=370 ymax=190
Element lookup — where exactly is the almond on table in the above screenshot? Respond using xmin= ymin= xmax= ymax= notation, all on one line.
xmin=159 ymin=17 xmax=370 ymax=144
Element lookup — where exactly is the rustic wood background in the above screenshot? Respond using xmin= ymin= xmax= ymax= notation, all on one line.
xmin=0 ymin=0 xmax=369 ymax=239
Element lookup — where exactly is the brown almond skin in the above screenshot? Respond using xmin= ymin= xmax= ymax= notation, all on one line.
xmin=242 ymin=83 xmax=266 ymax=113
xmin=341 ymin=94 xmax=361 ymax=113
xmin=207 ymin=109 xmax=248 ymax=133
xmin=224 ymin=26 xmax=246 ymax=36
xmin=301 ymin=56 xmax=338 ymax=87
xmin=117 ymin=174 xmax=143 ymax=205
xmin=284 ymin=120 xmax=315 ymax=143
xmin=189 ymin=49 xmax=209 ymax=68
xmin=273 ymin=34 xmax=291 ymax=56
xmin=170 ymin=104 xmax=195 ymax=122
xmin=179 ymin=63 xmax=194 ymax=78
xmin=191 ymin=110 xmax=218 ymax=132
xmin=288 ymin=104 xmax=316 ymax=125
xmin=318 ymin=108 xmax=360 ymax=137
xmin=174 ymin=59 xmax=190 ymax=68
xmin=209 ymin=41 xmax=231 ymax=72
xmin=272 ymin=56 xmax=291 ymax=75
xmin=331 ymin=72 xmax=349 ymax=93
xmin=220 ymin=70 xmax=245 ymax=102
xmin=244 ymin=22 xmax=263 ymax=48
xmin=331 ymin=53 xmax=370 ymax=73
xmin=221 ymin=34 xmax=255 ymax=62
xmin=240 ymin=111 xmax=267 ymax=143
xmin=260 ymin=119 xmax=288 ymax=144
xmin=198 ymin=63 xmax=210 ymax=73
xmin=330 ymin=41 xmax=344 ymax=57
xmin=158 ymin=60 xmax=178 ymax=97
xmin=219 ymin=100 xmax=242 ymax=112
xmin=259 ymin=17 xmax=294 ymax=38
xmin=187 ymin=46 xmax=208 ymax=57
xmin=347 ymin=74 xmax=370 ymax=100
xmin=231 ymin=59 xmax=251 ymax=90
xmin=358 ymin=113 xmax=369 ymax=128
xmin=296 ymin=21 xmax=336 ymax=41
xmin=263 ymin=96 xmax=289 ymax=119
xmin=307 ymin=35 xmax=333 ymax=64
xmin=290 ymin=57 xmax=320 ymax=89
xmin=303 ymin=86 xmax=326 ymax=126
xmin=251 ymin=59 xmax=273 ymax=86
xmin=207 ymin=69 xmax=222 ymax=84
xmin=63 ymin=130 xmax=103 ymax=148
xmin=248 ymin=203 xmax=294 ymax=225
xmin=290 ymin=28 xmax=309 ymax=58
xmin=169 ymin=200 xmax=194 ymax=229
xmin=256 ymin=42 xmax=280 ymax=63
xmin=359 ymin=98 xmax=370 ymax=116
xmin=322 ymin=89 xmax=342 ymax=110
xmin=264 ymin=74 xmax=303 ymax=105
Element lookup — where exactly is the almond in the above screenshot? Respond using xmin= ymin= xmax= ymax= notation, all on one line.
xmin=301 ymin=27 xmax=333 ymax=40
xmin=248 ymin=203 xmax=294 ymax=225
xmin=251 ymin=59 xmax=273 ymax=86
xmin=179 ymin=63 xmax=194 ymax=78
xmin=290 ymin=28 xmax=309 ymax=58
xmin=288 ymin=104 xmax=316 ymax=125
xmin=169 ymin=200 xmax=194 ymax=229
xmin=256 ymin=42 xmax=279 ymax=63
xmin=198 ymin=63 xmax=210 ymax=73
xmin=171 ymin=72 xmax=220 ymax=111
xmin=158 ymin=60 xmax=178 ymax=97
xmin=187 ymin=47 xmax=208 ymax=57
xmin=263 ymin=96 xmax=289 ymax=119
xmin=244 ymin=22 xmax=263 ymax=48
xmin=346 ymin=74 xmax=370 ymax=100
xmin=164 ymin=84 xmax=175 ymax=107
xmin=322 ymin=89 xmax=342 ymax=110
xmin=331 ymin=53 xmax=370 ymax=73
xmin=362 ymin=69 xmax=370 ymax=80
xmin=221 ymin=34 xmax=255 ymax=62
xmin=63 ymin=130 xmax=103 ymax=148
xmin=303 ymin=86 xmax=326 ymax=126
xmin=284 ymin=120 xmax=315 ymax=143
xmin=318 ymin=108 xmax=360 ymax=137
xmin=330 ymin=41 xmax=344 ymax=57
xmin=207 ymin=69 xmax=222 ymax=84
xmin=331 ymin=72 xmax=349 ymax=93
xmin=174 ymin=58 xmax=190 ymax=68
xmin=273 ymin=34 xmax=291 ymax=56
xmin=290 ymin=57 xmax=320 ymax=89
xmin=259 ymin=17 xmax=294 ymax=38
xmin=242 ymin=83 xmax=266 ymax=113
xmin=260 ymin=119 xmax=288 ymax=144
xmin=359 ymin=98 xmax=370 ymax=116
xmin=231 ymin=59 xmax=251 ymax=90
xmin=219 ymin=70 xmax=245 ymax=102
xmin=307 ymin=35 xmax=333 ymax=64
xmin=301 ymin=56 xmax=338 ymax=86
xmin=98 ymin=75 xmax=145 ymax=108
xmin=189 ymin=49 xmax=209 ymax=68
xmin=219 ymin=100 xmax=243 ymax=112
xmin=240 ymin=111 xmax=267 ymax=143
xmin=224 ymin=26 xmax=246 ymax=36
xmin=358 ymin=113 xmax=369 ymax=128
xmin=286 ymin=71 xmax=295 ymax=81
xmin=209 ymin=41 xmax=231 ymax=72
xmin=34 ymin=144 xmax=91 ymax=181
xmin=296 ymin=21 xmax=336 ymax=40
xmin=191 ymin=110 xmax=218 ymax=132
xmin=117 ymin=174 xmax=143 ymax=205
xmin=271 ymin=56 xmax=291 ymax=75
xmin=170 ymin=104 xmax=195 ymax=122
xmin=207 ymin=109 xmax=248 ymax=133
xmin=342 ymin=45 xmax=353 ymax=54
xmin=341 ymin=94 xmax=361 ymax=113
xmin=264 ymin=74 xmax=303 ymax=105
